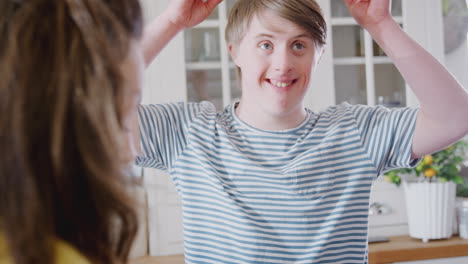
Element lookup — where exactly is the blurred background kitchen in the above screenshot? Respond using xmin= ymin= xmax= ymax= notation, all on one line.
xmin=129 ymin=1 xmax=468 ymax=263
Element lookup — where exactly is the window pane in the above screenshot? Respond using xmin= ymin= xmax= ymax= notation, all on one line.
xmin=331 ymin=0 xmax=351 ymax=18
xmin=333 ymin=26 xmax=365 ymax=57
xmin=391 ymin=0 xmax=402 ymax=16
xmin=374 ymin=64 xmax=406 ymax=108
xmin=334 ymin=65 xmax=367 ymax=105
xmin=187 ymin=69 xmax=223 ymax=110
xmin=184 ymin=28 xmax=221 ymax=63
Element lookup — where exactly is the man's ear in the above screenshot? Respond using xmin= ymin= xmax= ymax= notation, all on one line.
xmin=228 ymin=43 xmax=239 ymax=65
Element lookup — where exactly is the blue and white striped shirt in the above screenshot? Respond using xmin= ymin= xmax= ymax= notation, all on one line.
xmin=137 ymin=101 xmax=420 ymax=264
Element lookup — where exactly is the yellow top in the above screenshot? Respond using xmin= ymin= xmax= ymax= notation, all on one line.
xmin=0 ymin=234 xmax=90 ymax=264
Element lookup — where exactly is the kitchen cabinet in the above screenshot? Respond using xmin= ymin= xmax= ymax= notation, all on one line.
xmin=183 ymin=0 xmax=239 ymax=110
xmin=139 ymin=0 xmax=446 ymax=255
xmin=327 ymin=0 xmax=406 ymax=107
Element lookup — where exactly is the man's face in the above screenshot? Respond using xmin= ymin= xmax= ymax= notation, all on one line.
xmin=230 ymin=10 xmax=323 ymax=118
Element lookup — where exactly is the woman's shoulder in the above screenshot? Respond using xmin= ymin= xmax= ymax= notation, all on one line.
xmin=54 ymin=240 xmax=90 ymax=264
xmin=0 ymin=234 xmax=90 ymax=264
xmin=0 ymin=234 xmax=10 ymax=264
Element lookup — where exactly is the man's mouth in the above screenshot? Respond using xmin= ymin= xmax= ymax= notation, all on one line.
xmin=267 ymin=79 xmax=298 ymax=89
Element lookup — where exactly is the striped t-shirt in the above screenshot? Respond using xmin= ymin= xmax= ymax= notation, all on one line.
xmin=136 ymin=101 xmax=420 ymax=264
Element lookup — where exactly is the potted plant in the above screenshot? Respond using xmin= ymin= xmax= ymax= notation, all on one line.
xmin=384 ymin=139 xmax=468 ymax=242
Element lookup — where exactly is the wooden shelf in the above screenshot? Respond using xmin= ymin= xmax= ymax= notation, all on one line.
xmin=130 ymin=235 xmax=468 ymax=264
xmin=334 ymin=56 xmax=392 ymax=65
xmin=186 ymin=62 xmax=236 ymax=71
xmin=369 ymin=235 xmax=468 ymax=264
xmin=193 ymin=20 xmax=220 ymax=28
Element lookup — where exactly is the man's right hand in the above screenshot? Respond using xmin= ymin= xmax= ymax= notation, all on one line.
xmin=163 ymin=0 xmax=223 ymax=31
xmin=142 ymin=0 xmax=222 ymax=66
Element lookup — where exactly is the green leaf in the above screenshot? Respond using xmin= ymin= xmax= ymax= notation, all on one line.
xmin=454 ymin=175 xmax=463 ymax=185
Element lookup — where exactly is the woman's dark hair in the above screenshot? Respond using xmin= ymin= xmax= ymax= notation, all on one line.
xmin=0 ymin=0 xmax=144 ymax=263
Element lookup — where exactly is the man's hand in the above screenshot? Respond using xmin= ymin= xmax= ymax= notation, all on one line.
xmin=142 ymin=0 xmax=222 ymax=65
xmin=343 ymin=0 xmax=392 ymax=29
xmin=164 ymin=0 xmax=223 ymax=31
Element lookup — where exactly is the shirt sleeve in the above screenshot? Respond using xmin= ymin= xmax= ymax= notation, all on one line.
xmin=348 ymin=103 xmax=422 ymax=176
xmin=135 ymin=101 xmax=215 ymax=172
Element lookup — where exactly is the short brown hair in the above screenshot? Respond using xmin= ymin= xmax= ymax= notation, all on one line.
xmin=226 ymin=0 xmax=327 ymax=47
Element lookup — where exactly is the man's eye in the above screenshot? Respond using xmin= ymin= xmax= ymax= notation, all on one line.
xmin=260 ymin=43 xmax=273 ymax=50
xmin=293 ymin=43 xmax=305 ymax=50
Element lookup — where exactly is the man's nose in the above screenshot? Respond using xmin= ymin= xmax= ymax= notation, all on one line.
xmin=272 ymin=48 xmax=293 ymax=73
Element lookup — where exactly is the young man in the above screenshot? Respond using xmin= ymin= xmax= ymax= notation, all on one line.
xmin=136 ymin=0 xmax=468 ymax=263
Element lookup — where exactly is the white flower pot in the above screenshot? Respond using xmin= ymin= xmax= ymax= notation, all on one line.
xmin=403 ymin=181 xmax=457 ymax=243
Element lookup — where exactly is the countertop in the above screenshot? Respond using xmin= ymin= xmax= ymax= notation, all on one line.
xmin=130 ymin=235 xmax=468 ymax=264
xmin=368 ymin=235 xmax=468 ymax=264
